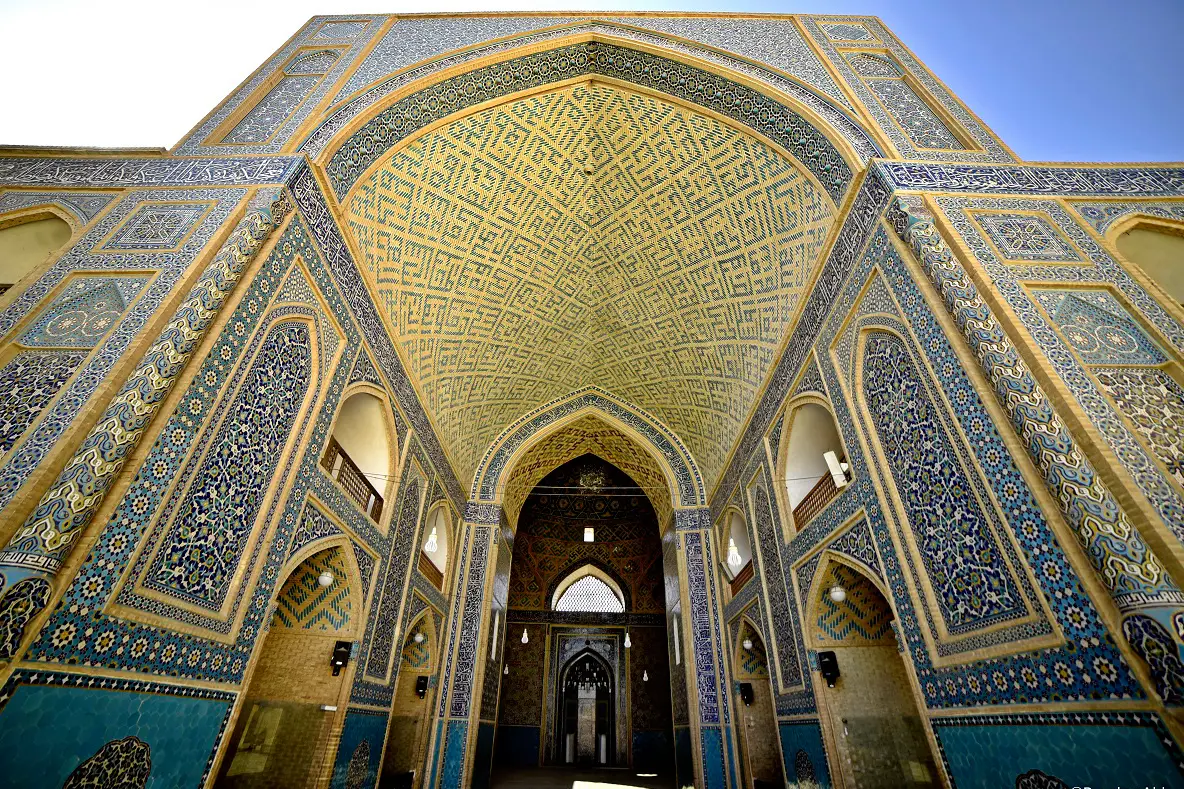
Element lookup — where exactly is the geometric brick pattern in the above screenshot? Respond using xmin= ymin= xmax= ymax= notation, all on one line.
xmin=846 ymin=53 xmax=962 ymax=150
xmin=99 ymin=203 xmax=211 ymax=251
xmin=273 ymin=546 xmax=353 ymax=631
xmin=814 ymin=563 xmax=894 ymax=644
xmin=977 ymin=213 xmax=1084 ymax=262
xmin=348 ymin=82 xmax=834 ymax=490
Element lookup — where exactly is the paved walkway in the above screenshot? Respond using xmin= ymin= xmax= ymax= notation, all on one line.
xmin=489 ymin=766 xmax=676 ymax=788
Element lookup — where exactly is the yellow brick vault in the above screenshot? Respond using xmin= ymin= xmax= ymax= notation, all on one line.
xmin=347 ymin=81 xmax=835 ymax=490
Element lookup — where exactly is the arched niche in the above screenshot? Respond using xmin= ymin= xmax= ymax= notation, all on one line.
xmin=720 ymin=507 xmax=752 ymax=583
xmin=1112 ymin=217 xmax=1184 ymax=306
xmin=556 ymin=647 xmax=617 ymax=766
xmin=779 ymin=396 xmax=850 ymax=531
xmin=419 ymin=503 xmax=452 ymax=590
xmin=731 ymin=618 xmax=783 ymax=787
xmin=490 ymin=403 xmax=696 ymax=534
xmin=0 ymin=209 xmax=73 ymax=296
xmin=805 ymin=555 xmax=940 ymax=788
xmin=215 ymin=539 xmax=362 ymax=788
xmin=322 ymin=385 xmax=397 ymax=525
xmin=383 ymin=609 xmax=440 ymax=789
xmin=551 ymin=564 xmax=627 ymax=613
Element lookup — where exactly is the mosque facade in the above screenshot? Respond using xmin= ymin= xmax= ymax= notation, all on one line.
xmin=0 ymin=12 xmax=1183 ymax=789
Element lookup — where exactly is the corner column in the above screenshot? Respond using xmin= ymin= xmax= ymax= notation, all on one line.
xmin=0 ymin=193 xmax=291 ymax=661
xmin=888 ymin=197 xmax=1184 ymax=704
xmin=673 ymin=507 xmax=740 ymax=788
xmin=427 ymin=504 xmax=509 ymax=789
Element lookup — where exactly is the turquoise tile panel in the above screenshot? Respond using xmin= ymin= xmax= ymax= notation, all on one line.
xmin=331 ymin=709 xmax=388 ymax=789
xmin=0 ymin=682 xmax=229 ymax=788
xmin=935 ymin=716 xmax=1184 ymax=789
xmin=779 ymin=720 xmax=831 ymax=788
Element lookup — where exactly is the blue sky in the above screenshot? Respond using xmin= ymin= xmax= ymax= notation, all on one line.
xmin=0 ymin=0 xmax=1179 ymax=161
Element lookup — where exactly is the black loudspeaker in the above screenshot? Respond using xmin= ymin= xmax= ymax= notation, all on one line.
xmin=415 ymin=675 xmax=429 ymax=698
xmin=739 ymin=682 xmax=754 ymax=706
xmin=331 ymin=640 xmax=352 ymax=676
xmin=818 ymin=650 xmax=840 ymax=688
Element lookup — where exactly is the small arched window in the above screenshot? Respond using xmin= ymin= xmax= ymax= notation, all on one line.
xmin=421 ymin=507 xmax=447 ymax=575
xmin=0 ymin=214 xmax=72 ymax=295
xmin=783 ymin=402 xmax=848 ymax=526
xmin=1116 ymin=223 xmax=1184 ymax=305
xmin=552 ymin=566 xmax=625 ymax=613
xmin=323 ymin=391 xmax=392 ymax=522
xmin=722 ymin=510 xmax=752 ymax=581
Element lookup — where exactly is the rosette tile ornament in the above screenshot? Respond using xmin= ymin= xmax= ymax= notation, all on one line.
xmin=0 ymin=191 xmax=292 ymax=659
xmin=886 ymin=196 xmax=1184 ymax=704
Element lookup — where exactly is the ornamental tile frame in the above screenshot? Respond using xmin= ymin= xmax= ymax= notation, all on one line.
xmin=929 ymin=194 xmax=1184 ymax=542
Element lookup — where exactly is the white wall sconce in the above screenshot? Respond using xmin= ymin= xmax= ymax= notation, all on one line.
xmin=829 ymin=585 xmax=847 ymax=603
xmin=584 ymin=527 xmax=595 ymax=543
xmin=642 ymin=669 xmax=649 ymax=682
xmin=824 ymin=451 xmax=850 ymax=488
xmin=504 ymin=664 xmax=509 ymax=675
xmin=624 ymin=631 xmax=631 ymax=649
xmin=521 ymin=627 xmax=529 ymax=644
xmin=317 ymin=571 xmax=334 ymax=588
xmin=726 ymin=538 xmax=742 ymax=568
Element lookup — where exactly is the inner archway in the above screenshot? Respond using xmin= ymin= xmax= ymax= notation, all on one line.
xmin=215 ymin=542 xmax=360 ymax=788
xmin=809 ymin=559 xmax=939 ymax=789
xmin=492 ymin=453 xmax=674 ymax=786
xmin=732 ymin=620 xmax=783 ymax=788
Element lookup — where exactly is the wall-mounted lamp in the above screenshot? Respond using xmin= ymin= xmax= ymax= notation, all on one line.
xmin=412 ymin=632 xmax=425 ymax=644
xmin=823 ymin=451 xmax=850 ymax=489
xmin=642 ymin=669 xmax=649 ymax=682
xmin=331 ymin=640 xmax=352 ymax=676
xmin=742 ymin=638 xmax=753 ymax=651
xmin=521 ymin=627 xmax=529 ymax=644
xmin=583 ymin=527 xmax=595 ymax=543
xmin=504 ymin=664 xmax=509 ymax=675
xmin=829 ymin=585 xmax=847 ymax=603
xmin=624 ymin=631 xmax=631 ymax=649
xmin=318 ymin=571 xmax=335 ymax=588
xmin=424 ymin=526 xmax=438 ymax=553
xmin=726 ymin=538 xmax=742 ymax=568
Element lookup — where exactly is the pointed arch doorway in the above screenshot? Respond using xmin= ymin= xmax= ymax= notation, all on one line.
xmin=807 ymin=557 xmax=940 ymax=789
xmin=491 ymin=452 xmax=674 ymax=784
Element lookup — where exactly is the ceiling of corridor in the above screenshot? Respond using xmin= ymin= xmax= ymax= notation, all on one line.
xmin=346 ymin=81 xmax=836 ymax=491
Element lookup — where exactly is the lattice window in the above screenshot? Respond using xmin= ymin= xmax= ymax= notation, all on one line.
xmin=554 ymin=574 xmax=624 ymax=613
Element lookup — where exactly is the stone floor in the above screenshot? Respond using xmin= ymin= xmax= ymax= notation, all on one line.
xmin=489 ymin=766 xmax=676 ymax=789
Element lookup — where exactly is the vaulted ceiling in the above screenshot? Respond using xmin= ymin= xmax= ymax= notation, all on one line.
xmin=346 ymin=81 xmax=835 ymax=492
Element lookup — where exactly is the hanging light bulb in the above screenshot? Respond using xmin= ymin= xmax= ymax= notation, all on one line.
xmin=317 ymin=571 xmax=334 ymax=588
xmin=643 ymin=669 xmax=649 ymax=682
xmin=413 ymin=632 xmax=425 ymax=644
xmin=742 ymin=638 xmax=753 ymax=651
xmin=521 ymin=627 xmax=529 ymax=644
xmin=829 ymin=585 xmax=847 ymax=603
xmin=624 ymin=631 xmax=631 ymax=649
xmin=726 ymin=537 xmax=742 ymax=568
xmin=424 ymin=526 xmax=438 ymax=553
xmin=504 ymin=665 xmax=509 ymax=675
